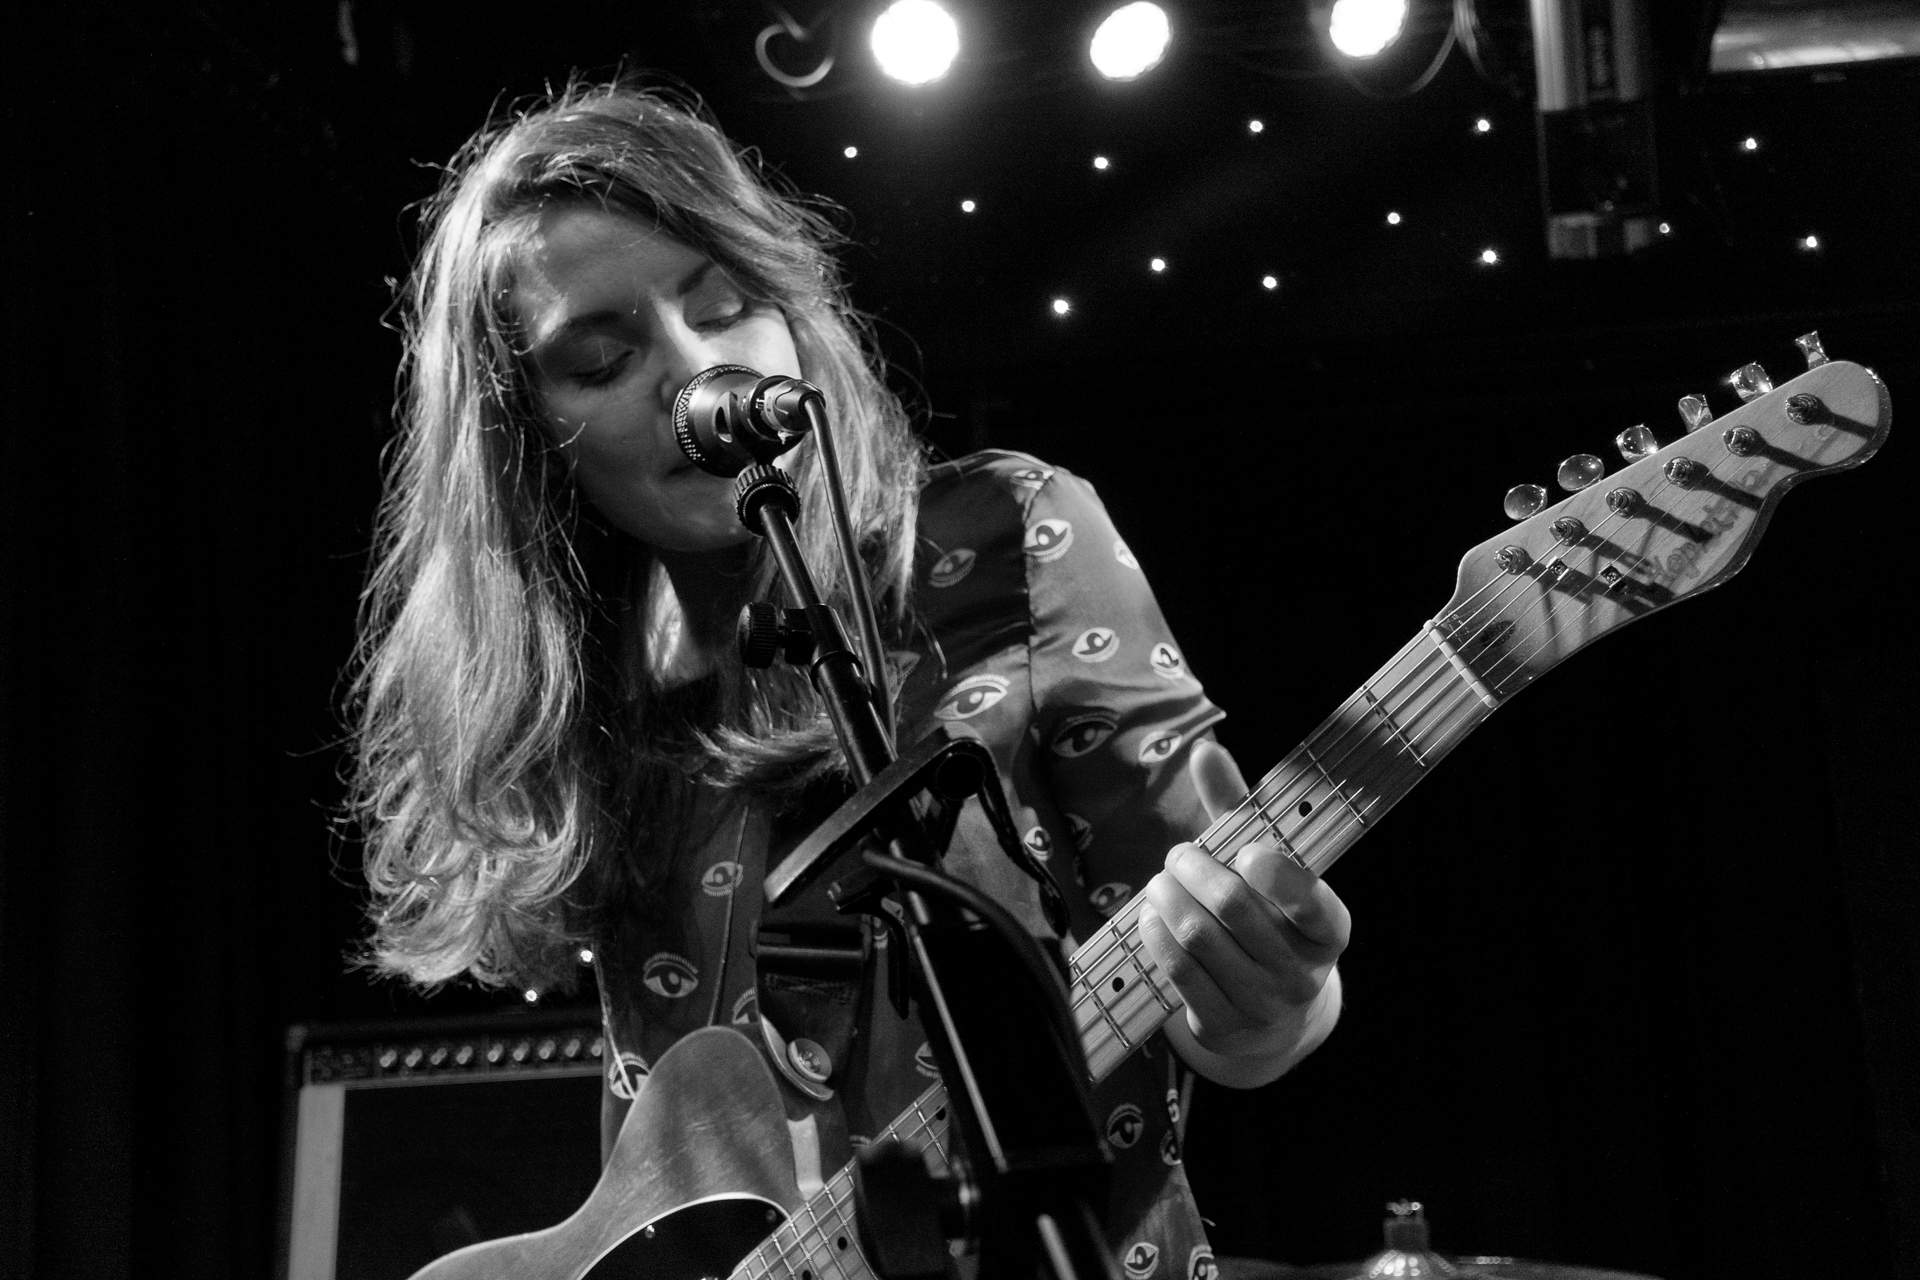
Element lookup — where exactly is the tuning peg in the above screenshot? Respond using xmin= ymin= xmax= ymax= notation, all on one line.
xmin=1795 ymin=331 xmax=1830 ymax=368
xmin=1503 ymin=483 xmax=1547 ymax=520
xmin=1727 ymin=363 xmax=1773 ymax=402
xmin=1614 ymin=425 xmax=1657 ymax=460
xmin=1556 ymin=453 xmax=1604 ymax=491
xmin=1678 ymin=394 xmax=1713 ymax=432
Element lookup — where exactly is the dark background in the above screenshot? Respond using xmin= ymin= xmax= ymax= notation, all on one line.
xmin=3 ymin=1 xmax=1917 ymax=1277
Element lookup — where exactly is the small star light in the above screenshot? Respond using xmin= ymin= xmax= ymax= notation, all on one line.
xmin=843 ymin=145 xmax=859 ymax=159
xmin=578 ymin=947 xmax=595 ymax=965
xmin=1051 ymin=296 xmax=1072 ymax=316
xmin=1260 ymin=274 xmax=1279 ymax=290
xmin=1741 ymin=136 xmax=1760 ymax=152
xmin=523 ymin=988 xmax=540 ymax=1004
xmin=960 ymin=198 xmax=976 ymax=212
xmin=1247 ymin=118 xmax=1265 ymax=134
xmin=1659 ymin=221 xmax=1672 ymax=235
xmin=1474 ymin=116 xmax=1492 ymax=134
xmin=1093 ymin=155 xmax=1111 ymax=170
xmin=1386 ymin=210 xmax=1402 ymax=225
xmin=1150 ymin=257 xmax=1167 ymax=272
xmin=1800 ymin=233 xmax=1822 ymax=251
xmin=1479 ymin=246 xmax=1500 ymax=265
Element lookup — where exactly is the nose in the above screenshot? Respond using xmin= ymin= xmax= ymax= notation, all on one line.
xmin=652 ymin=318 xmax=729 ymax=417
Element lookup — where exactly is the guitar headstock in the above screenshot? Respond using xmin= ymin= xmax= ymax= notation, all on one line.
xmin=1434 ymin=340 xmax=1890 ymax=701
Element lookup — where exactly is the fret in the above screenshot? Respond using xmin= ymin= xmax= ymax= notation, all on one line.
xmin=1118 ymin=925 xmax=1173 ymax=1012
xmin=1361 ymin=683 xmax=1427 ymax=768
xmin=1299 ymin=743 xmax=1369 ymax=830
xmin=796 ymin=1196 xmax=849 ymax=1280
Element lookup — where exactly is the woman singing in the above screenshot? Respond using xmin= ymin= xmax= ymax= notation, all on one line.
xmin=350 ymin=79 xmax=1348 ymax=1278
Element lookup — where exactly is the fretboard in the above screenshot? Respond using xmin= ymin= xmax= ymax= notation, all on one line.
xmin=729 ymin=619 xmax=1504 ymax=1280
xmin=1069 ymin=621 xmax=1499 ymax=1079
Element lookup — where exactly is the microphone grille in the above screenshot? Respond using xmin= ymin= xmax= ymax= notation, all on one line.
xmin=672 ymin=363 xmax=760 ymax=469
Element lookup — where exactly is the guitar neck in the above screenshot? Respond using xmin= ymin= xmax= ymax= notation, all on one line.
xmin=1068 ymin=620 xmax=1501 ymax=1081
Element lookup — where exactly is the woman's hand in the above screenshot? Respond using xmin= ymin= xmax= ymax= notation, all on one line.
xmin=1137 ymin=739 xmax=1352 ymax=1089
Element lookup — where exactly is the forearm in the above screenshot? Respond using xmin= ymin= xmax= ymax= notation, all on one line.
xmin=1164 ymin=965 xmax=1342 ymax=1090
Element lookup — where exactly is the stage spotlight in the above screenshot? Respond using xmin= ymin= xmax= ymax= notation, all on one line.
xmin=1090 ymin=2 xmax=1171 ymax=80
xmin=872 ymin=0 xmax=959 ymax=85
xmin=1328 ymin=0 xmax=1409 ymax=58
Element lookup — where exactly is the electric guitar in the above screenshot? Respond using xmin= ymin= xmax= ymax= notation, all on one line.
xmin=409 ymin=344 xmax=1891 ymax=1280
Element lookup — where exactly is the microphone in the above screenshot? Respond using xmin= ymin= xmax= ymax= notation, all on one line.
xmin=672 ymin=364 xmax=824 ymax=477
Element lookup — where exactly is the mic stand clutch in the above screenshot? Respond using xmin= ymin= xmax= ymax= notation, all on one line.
xmin=731 ymin=461 xmax=1121 ymax=1280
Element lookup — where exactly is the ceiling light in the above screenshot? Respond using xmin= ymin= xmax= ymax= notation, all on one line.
xmin=871 ymin=0 xmax=960 ymax=85
xmin=1090 ymin=3 xmax=1171 ymax=80
xmin=1328 ymin=0 xmax=1409 ymax=58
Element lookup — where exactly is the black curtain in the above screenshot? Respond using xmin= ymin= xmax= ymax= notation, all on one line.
xmin=1 ymin=10 xmax=386 ymax=1277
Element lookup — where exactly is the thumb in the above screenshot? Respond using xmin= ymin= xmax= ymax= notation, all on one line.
xmin=1188 ymin=738 xmax=1249 ymax=825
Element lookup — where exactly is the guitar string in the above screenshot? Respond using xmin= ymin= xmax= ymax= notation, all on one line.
xmin=1068 ymin=654 xmax=1491 ymax=1055
xmin=763 ymin=483 xmax=1640 ymax=1277
xmin=748 ymin=1102 xmax=950 ymax=1280
xmin=1065 ymin=626 xmax=1497 ymax=1015
xmin=1065 ymin=454 xmax=1707 ymax=1044
xmin=741 ymin=1090 xmax=953 ymax=1280
xmin=1070 ymin=661 xmax=1491 ymax=1058
xmin=1066 ymin=650 xmax=1473 ymax=1029
xmin=935 ymin=422 xmax=1792 ymax=1244
xmin=1067 ymin=445 xmax=1734 ymax=1054
xmin=748 ymin=426 xmax=1773 ymax=1273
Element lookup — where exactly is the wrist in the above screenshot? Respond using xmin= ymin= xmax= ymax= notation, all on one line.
xmin=1168 ymin=966 xmax=1343 ymax=1090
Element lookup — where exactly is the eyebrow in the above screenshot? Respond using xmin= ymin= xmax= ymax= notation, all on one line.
xmin=537 ymin=261 xmax=727 ymax=347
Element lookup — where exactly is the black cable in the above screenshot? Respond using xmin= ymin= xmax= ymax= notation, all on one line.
xmin=861 ymin=849 xmax=1083 ymax=1057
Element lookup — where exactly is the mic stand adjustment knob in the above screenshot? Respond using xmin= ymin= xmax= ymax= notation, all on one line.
xmin=738 ymin=601 xmax=815 ymax=669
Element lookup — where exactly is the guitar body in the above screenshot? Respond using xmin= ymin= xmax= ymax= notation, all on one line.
xmin=409 ymin=1026 xmax=801 ymax=1280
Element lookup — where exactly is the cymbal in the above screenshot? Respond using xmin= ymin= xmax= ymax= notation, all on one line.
xmin=1219 ymin=1257 xmax=1665 ymax=1280
xmin=1454 ymin=1261 xmax=1664 ymax=1280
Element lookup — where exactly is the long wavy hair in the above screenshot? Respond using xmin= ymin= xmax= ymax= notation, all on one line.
xmin=350 ymin=80 xmax=924 ymax=992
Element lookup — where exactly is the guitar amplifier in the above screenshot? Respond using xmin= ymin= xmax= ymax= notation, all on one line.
xmin=278 ymin=1007 xmax=608 ymax=1280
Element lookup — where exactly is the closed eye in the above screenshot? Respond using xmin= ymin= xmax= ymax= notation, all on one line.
xmin=573 ymin=351 xmax=631 ymax=387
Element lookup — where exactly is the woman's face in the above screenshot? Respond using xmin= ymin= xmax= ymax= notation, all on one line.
xmin=512 ymin=205 xmax=804 ymax=553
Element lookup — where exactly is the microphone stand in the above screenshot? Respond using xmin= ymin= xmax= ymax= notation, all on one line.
xmin=730 ymin=441 xmax=1119 ymax=1280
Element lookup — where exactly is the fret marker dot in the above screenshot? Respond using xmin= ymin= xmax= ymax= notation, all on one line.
xmin=837 ymin=1237 xmax=849 ymax=1250
xmin=1112 ymin=976 xmax=1124 ymax=991
xmin=1298 ymin=800 xmax=1312 ymax=816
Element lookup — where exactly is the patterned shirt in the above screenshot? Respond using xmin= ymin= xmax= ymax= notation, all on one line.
xmin=597 ymin=451 xmax=1228 ymax=1280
